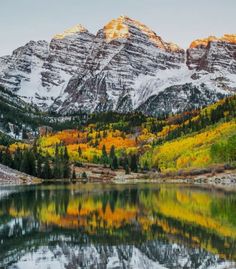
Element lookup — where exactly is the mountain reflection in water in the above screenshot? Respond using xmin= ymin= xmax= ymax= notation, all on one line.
xmin=0 ymin=184 xmax=236 ymax=269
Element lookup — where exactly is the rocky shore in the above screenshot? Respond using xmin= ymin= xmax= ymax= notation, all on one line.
xmin=112 ymin=166 xmax=236 ymax=191
xmin=180 ymin=171 xmax=236 ymax=191
xmin=1 ymin=161 xmax=236 ymax=192
xmin=0 ymin=164 xmax=41 ymax=186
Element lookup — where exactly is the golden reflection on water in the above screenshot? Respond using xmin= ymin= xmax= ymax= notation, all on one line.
xmin=2 ymin=184 xmax=236 ymax=261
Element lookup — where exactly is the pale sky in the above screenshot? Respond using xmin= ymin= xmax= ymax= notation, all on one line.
xmin=0 ymin=0 xmax=235 ymax=56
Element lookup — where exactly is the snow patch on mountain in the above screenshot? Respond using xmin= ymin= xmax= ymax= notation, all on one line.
xmin=132 ymin=64 xmax=192 ymax=108
xmin=132 ymin=65 xmax=236 ymax=109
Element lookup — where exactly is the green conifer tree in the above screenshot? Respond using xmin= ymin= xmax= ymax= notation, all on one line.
xmin=78 ymin=146 xmax=82 ymax=157
xmin=111 ymin=156 xmax=119 ymax=170
xmin=42 ymin=158 xmax=52 ymax=179
xmin=130 ymin=154 xmax=138 ymax=173
xmin=109 ymin=145 xmax=115 ymax=160
xmin=101 ymin=145 xmax=109 ymax=165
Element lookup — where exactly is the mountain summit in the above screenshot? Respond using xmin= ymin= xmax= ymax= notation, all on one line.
xmin=103 ymin=16 xmax=130 ymax=42
xmin=190 ymin=34 xmax=236 ymax=48
xmin=53 ymin=24 xmax=88 ymax=40
xmin=101 ymin=15 xmax=183 ymax=52
xmin=0 ymin=17 xmax=235 ymax=115
xmin=103 ymin=16 xmax=181 ymax=52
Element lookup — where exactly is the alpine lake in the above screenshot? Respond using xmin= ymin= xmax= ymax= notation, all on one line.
xmin=0 ymin=183 xmax=236 ymax=269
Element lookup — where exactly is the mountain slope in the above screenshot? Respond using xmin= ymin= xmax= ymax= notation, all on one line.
xmin=0 ymin=86 xmax=83 ymax=139
xmin=0 ymin=25 xmax=94 ymax=109
xmin=0 ymin=86 xmax=41 ymax=138
xmin=0 ymin=40 xmax=49 ymax=105
xmin=135 ymin=34 xmax=236 ymax=115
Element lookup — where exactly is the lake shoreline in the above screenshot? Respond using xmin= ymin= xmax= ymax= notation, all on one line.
xmin=0 ymin=163 xmax=41 ymax=187
xmin=1 ymin=162 xmax=236 ymax=192
xmin=111 ymin=171 xmax=236 ymax=192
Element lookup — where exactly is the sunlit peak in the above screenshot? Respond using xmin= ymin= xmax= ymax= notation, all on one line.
xmin=190 ymin=34 xmax=236 ymax=48
xmin=103 ymin=16 xmax=181 ymax=52
xmin=54 ymin=24 xmax=87 ymax=39
xmin=103 ymin=16 xmax=130 ymax=42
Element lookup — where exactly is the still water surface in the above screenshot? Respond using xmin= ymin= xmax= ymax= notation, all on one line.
xmin=0 ymin=184 xmax=236 ymax=269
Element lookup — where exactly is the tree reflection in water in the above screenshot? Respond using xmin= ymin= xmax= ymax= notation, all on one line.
xmin=0 ymin=184 xmax=236 ymax=268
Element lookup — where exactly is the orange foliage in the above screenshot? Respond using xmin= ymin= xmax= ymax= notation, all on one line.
xmin=98 ymin=136 xmax=136 ymax=151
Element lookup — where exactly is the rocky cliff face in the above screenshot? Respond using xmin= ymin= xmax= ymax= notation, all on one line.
xmin=136 ymin=83 xmax=226 ymax=116
xmin=0 ymin=25 xmax=94 ymax=109
xmin=187 ymin=34 xmax=236 ymax=73
xmin=0 ymin=18 xmax=236 ymax=116
xmin=0 ymin=40 xmax=49 ymax=105
xmin=135 ymin=34 xmax=236 ymax=116
xmin=51 ymin=16 xmax=185 ymax=114
xmin=41 ymin=25 xmax=95 ymax=107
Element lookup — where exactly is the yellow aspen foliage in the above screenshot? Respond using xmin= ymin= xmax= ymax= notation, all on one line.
xmin=152 ymin=121 xmax=236 ymax=171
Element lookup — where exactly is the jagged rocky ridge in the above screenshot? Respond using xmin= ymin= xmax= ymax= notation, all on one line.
xmin=0 ymin=16 xmax=236 ymax=116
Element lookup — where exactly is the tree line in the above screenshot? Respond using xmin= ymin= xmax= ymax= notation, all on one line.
xmin=0 ymin=144 xmax=72 ymax=179
xmin=100 ymin=144 xmax=138 ymax=173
